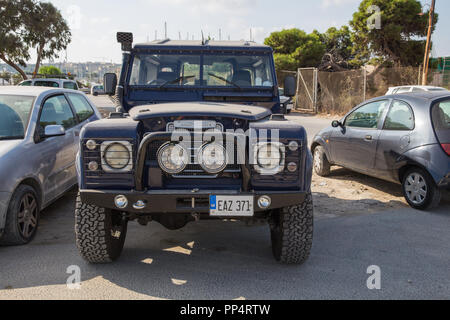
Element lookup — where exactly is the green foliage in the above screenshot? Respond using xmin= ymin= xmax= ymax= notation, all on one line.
xmin=0 ymin=0 xmax=71 ymax=79
xmin=264 ymin=28 xmax=325 ymax=71
xmin=38 ymin=65 xmax=62 ymax=75
xmin=349 ymin=0 xmax=437 ymax=66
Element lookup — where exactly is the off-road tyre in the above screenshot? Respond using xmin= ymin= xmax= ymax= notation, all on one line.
xmin=313 ymin=145 xmax=331 ymax=177
xmin=75 ymin=194 xmax=128 ymax=263
xmin=270 ymin=192 xmax=314 ymax=264
xmin=402 ymin=167 xmax=441 ymax=210
xmin=0 ymin=185 xmax=40 ymax=246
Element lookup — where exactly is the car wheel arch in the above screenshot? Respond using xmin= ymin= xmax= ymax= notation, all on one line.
xmin=15 ymin=178 xmax=43 ymax=209
xmin=311 ymin=141 xmax=332 ymax=163
xmin=398 ymin=163 xmax=430 ymax=184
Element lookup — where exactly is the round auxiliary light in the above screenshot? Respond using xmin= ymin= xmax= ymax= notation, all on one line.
xmin=88 ymin=161 xmax=99 ymax=171
xmin=157 ymin=143 xmax=188 ymax=174
xmin=257 ymin=143 xmax=283 ymax=170
xmin=288 ymin=141 xmax=299 ymax=151
xmin=258 ymin=196 xmax=272 ymax=209
xmin=114 ymin=195 xmax=128 ymax=209
xmin=86 ymin=140 xmax=97 ymax=150
xmin=104 ymin=143 xmax=131 ymax=169
xmin=287 ymin=162 xmax=298 ymax=172
xmin=198 ymin=143 xmax=227 ymax=174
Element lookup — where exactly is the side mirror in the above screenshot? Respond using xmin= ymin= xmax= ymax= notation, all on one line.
xmin=44 ymin=125 xmax=65 ymax=138
xmin=283 ymin=76 xmax=296 ymax=97
xmin=104 ymin=73 xmax=117 ymax=96
xmin=332 ymin=120 xmax=343 ymax=128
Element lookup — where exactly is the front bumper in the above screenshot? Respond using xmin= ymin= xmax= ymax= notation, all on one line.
xmin=79 ymin=189 xmax=307 ymax=215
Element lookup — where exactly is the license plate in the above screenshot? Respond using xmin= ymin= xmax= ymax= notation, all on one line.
xmin=209 ymin=195 xmax=254 ymax=217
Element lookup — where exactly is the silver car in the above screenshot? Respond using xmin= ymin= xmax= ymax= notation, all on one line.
xmin=0 ymin=87 xmax=101 ymax=245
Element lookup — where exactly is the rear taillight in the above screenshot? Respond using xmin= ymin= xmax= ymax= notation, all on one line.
xmin=441 ymin=143 xmax=450 ymax=156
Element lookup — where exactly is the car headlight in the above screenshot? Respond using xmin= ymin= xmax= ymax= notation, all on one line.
xmin=100 ymin=141 xmax=133 ymax=172
xmin=198 ymin=143 xmax=227 ymax=174
xmin=255 ymin=142 xmax=285 ymax=174
xmin=158 ymin=143 xmax=188 ymax=174
xmin=104 ymin=143 xmax=131 ymax=169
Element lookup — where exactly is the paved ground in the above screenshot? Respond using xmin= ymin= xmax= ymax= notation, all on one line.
xmin=0 ymin=97 xmax=448 ymax=300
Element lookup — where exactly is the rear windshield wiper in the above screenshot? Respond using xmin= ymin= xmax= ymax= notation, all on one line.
xmin=207 ymin=73 xmax=241 ymax=90
xmin=159 ymin=75 xmax=196 ymax=89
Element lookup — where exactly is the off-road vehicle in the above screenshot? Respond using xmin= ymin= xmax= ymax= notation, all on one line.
xmin=75 ymin=32 xmax=313 ymax=264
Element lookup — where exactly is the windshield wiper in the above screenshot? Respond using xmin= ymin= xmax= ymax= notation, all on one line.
xmin=207 ymin=73 xmax=241 ymax=90
xmin=159 ymin=75 xmax=196 ymax=89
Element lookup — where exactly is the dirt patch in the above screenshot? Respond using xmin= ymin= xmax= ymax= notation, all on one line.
xmin=312 ymin=167 xmax=408 ymax=219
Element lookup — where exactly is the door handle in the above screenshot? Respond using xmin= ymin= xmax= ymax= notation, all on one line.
xmin=364 ymin=135 xmax=373 ymax=141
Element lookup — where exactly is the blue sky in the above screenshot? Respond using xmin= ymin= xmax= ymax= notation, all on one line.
xmin=45 ymin=0 xmax=449 ymax=63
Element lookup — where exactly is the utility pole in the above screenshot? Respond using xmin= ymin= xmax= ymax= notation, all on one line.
xmin=422 ymin=0 xmax=436 ymax=85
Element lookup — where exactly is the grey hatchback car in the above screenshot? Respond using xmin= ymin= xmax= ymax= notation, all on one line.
xmin=312 ymin=92 xmax=450 ymax=210
xmin=0 ymin=87 xmax=101 ymax=245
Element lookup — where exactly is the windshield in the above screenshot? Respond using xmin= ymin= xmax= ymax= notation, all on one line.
xmin=34 ymin=81 xmax=60 ymax=88
xmin=129 ymin=53 xmax=274 ymax=88
xmin=0 ymin=95 xmax=34 ymax=140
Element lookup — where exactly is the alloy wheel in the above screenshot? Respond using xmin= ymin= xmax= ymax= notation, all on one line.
xmin=17 ymin=193 xmax=38 ymax=239
xmin=314 ymin=150 xmax=322 ymax=172
xmin=404 ymin=172 xmax=428 ymax=205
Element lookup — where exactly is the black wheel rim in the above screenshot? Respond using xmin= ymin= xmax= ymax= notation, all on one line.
xmin=17 ymin=193 xmax=38 ymax=239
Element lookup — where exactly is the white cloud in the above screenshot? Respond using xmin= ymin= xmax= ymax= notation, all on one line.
xmin=152 ymin=0 xmax=258 ymax=15
xmin=321 ymin=0 xmax=359 ymax=9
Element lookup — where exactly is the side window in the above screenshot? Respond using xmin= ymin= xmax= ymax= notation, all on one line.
xmin=19 ymin=81 xmax=32 ymax=86
xmin=63 ymin=82 xmax=78 ymax=90
xmin=412 ymin=87 xmax=424 ymax=92
xmin=39 ymin=95 xmax=76 ymax=133
xmin=34 ymin=81 xmax=59 ymax=88
xmin=345 ymin=100 xmax=389 ymax=129
xmin=67 ymin=93 xmax=94 ymax=122
xmin=383 ymin=100 xmax=415 ymax=130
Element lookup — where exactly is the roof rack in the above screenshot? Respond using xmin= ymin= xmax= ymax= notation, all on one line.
xmin=26 ymin=73 xmax=76 ymax=80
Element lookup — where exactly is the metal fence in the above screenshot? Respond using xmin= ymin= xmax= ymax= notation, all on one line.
xmin=292 ymin=66 xmax=450 ymax=115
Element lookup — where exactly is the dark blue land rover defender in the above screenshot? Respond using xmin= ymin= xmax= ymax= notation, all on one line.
xmin=75 ymin=32 xmax=313 ymax=264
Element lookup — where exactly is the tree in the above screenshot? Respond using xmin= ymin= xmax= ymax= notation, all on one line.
xmin=0 ymin=0 xmax=35 ymax=79
xmin=315 ymin=26 xmax=363 ymax=71
xmin=39 ymin=65 xmax=62 ymax=75
xmin=26 ymin=2 xmax=71 ymax=76
xmin=264 ymin=28 xmax=325 ymax=72
xmin=349 ymin=0 xmax=437 ymax=66
xmin=0 ymin=0 xmax=71 ymax=80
